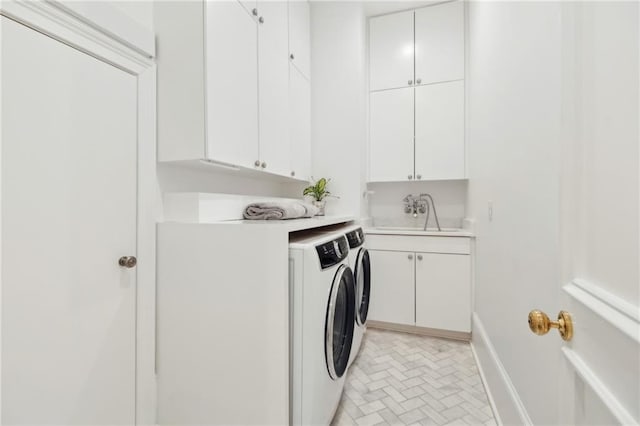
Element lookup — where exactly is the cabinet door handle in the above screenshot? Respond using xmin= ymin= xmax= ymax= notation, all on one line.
xmin=408 ymin=79 xmax=413 ymax=86
xmin=416 ymin=78 xmax=422 ymax=84
xmin=261 ymin=162 xmax=267 ymax=168
xmin=254 ymin=160 xmax=261 ymax=167
xmin=290 ymin=53 xmax=295 ymax=60
xmin=417 ymin=254 xmax=423 ymax=261
xmin=408 ymin=254 xmax=413 ymax=260
xmin=291 ymin=171 xmax=296 ymax=177
xmin=252 ymin=8 xmax=258 ymax=16
xmin=408 ymin=174 xmax=413 ymax=180
xmin=259 ymin=16 xmax=264 ymax=24
xmin=416 ymin=174 xmax=422 ymax=180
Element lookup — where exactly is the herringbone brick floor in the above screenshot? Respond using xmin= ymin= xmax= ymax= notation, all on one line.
xmin=331 ymin=329 xmax=496 ymax=426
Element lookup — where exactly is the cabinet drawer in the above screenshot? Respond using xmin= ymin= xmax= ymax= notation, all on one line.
xmin=366 ymin=234 xmax=470 ymax=254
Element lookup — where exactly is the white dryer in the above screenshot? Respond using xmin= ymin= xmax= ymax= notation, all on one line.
xmin=289 ymin=232 xmax=356 ymax=426
xmin=311 ymin=224 xmax=371 ymax=367
xmin=343 ymin=226 xmax=370 ymax=366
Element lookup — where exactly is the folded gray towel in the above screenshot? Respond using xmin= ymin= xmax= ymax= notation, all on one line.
xmin=243 ymin=201 xmax=319 ymax=220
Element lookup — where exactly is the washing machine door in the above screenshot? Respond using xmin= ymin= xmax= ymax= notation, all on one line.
xmin=354 ymin=248 xmax=371 ymax=326
xmin=325 ymin=264 xmax=356 ymax=380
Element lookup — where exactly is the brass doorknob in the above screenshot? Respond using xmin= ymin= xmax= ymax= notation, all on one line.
xmin=118 ymin=256 xmax=137 ymax=268
xmin=528 ymin=309 xmax=573 ymax=341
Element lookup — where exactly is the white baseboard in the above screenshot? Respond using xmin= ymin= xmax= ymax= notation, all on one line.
xmin=471 ymin=313 xmax=532 ymax=426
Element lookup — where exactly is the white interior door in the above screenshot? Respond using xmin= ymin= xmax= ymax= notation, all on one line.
xmin=1 ymin=17 xmax=137 ymax=424
xmin=557 ymin=2 xmax=640 ymax=424
xmin=369 ymin=87 xmax=414 ymax=182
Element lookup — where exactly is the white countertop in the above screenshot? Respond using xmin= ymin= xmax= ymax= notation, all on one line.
xmin=217 ymin=215 xmax=355 ymax=232
xmin=365 ymin=226 xmax=474 ymax=237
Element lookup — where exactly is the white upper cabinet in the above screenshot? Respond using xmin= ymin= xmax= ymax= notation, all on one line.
xmin=369 ymin=10 xmax=414 ymax=92
xmin=288 ymin=0 xmax=310 ymax=79
xmin=258 ymin=1 xmax=291 ymax=176
xmin=369 ymin=87 xmax=414 ymax=182
xmin=368 ymin=2 xmax=466 ymax=182
xmin=205 ymin=1 xmax=259 ymax=168
xmin=415 ymin=81 xmax=465 ymax=180
xmin=289 ymin=65 xmax=311 ymax=181
xmin=155 ymin=0 xmax=311 ymax=181
xmin=238 ymin=0 xmax=257 ymax=17
xmin=414 ymin=1 xmax=464 ymax=85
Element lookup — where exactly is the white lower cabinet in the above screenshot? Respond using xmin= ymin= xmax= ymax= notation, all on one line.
xmin=368 ymin=250 xmax=416 ymax=325
xmin=415 ymin=252 xmax=471 ymax=332
xmin=367 ymin=236 xmax=472 ymax=334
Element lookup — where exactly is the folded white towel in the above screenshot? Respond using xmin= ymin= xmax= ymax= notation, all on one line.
xmin=243 ymin=201 xmax=319 ymax=220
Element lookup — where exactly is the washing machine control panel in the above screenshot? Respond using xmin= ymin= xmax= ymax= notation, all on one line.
xmin=315 ymin=236 xmax=349 ymax=269
xmin=346 ymin=228 xmax=365 ymax=249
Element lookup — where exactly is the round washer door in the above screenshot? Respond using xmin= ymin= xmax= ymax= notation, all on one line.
xmin=325 ymin=264 xmax=356 ymax=380
xmin=354 ymin=248 xmax=371 ymax=326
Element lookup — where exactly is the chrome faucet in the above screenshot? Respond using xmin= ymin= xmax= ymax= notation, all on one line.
xmin=403 ymin=194 xmax=426 ymax=218
xmin=418 ymin=193 xmax=441 ymax=231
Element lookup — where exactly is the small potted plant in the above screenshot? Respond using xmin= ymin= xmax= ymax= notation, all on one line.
xmin=303 ymin=177 xmax=335 ymax=216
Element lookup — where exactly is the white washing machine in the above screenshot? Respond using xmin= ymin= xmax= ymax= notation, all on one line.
xmin=289 ymin=232 xmax=356 ymax=426
xmin=310 ymin=224 xmax=370 ymax=367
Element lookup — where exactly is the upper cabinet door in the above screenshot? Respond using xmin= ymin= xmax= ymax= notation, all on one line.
xmin=414 ymin=1 xmax=464 ymax=85
xmin=289 ymin=65 xmax=311 ymax=181
xmin=258 ymin=0 xmax=290 ymax=176
xmin=369 ymin=87 xmax=414 ymax=182
xmin=238 ymin=0 xmax=258 ymax=17
xmin=288 ymin=0 xmax=310 ymax=80
xmin=205 ymin=1 xmax=259 ymax=167
xmin=369 ymin=10 xmax=414 ymax=92
xmin=414 ymin=80 xmax=465 ymax=180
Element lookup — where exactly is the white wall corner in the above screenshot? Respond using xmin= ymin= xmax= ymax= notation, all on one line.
xmin=471 ymin=313 xmax=533 ymax=426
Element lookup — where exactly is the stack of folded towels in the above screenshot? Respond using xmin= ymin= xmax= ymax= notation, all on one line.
xmin=243 ymin=200 xmax=319 ymax=220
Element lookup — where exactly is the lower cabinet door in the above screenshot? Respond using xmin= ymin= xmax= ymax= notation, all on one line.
xmin=368 ymin=250 xmax=415 ymax=325
xmin=415 ymin=253 xmax=471 ymax=332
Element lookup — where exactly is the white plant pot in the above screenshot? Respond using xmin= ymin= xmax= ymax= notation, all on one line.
xmin=312 ymin=200 xmax=326 ymax=216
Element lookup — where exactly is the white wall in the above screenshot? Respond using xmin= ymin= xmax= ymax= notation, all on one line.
xmin=466 ymin=2 xmax=563 ymax=424
xmin=367 ymin=180 xmax=467 ymax=228
xmin=310 ymin=1 xmax=367 ymax=218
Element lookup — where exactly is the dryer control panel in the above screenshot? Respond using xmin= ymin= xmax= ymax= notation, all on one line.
xmin=346 ymin=228 xmax=365 ymax=249
xmin=316 ymin=236 xmax=349 ymax=269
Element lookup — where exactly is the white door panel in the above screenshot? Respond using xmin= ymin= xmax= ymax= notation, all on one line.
xmin=1 ymin=17 xmax=137 ymax=424
xmin=258 ymin=0 xmax=290 ymax=176
xmin=367 ymin=250 xmax=415 ymax=326
xmin=369 ymin=87 xmax=414 ymax=182
xmin=415 ymin=81 xmax=465 ymax=180
xmin=289 ymin=65 xmax=311 ymax=181
xmin=369 ymin=10 xmax=414 ymax=91
xmin=415 ymin=253 xmax=471 ymax=333
xmin=414 ymin=1 xmax=464 ymax=85
xmin=205 ymin=1 xmax=259 ymax=168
